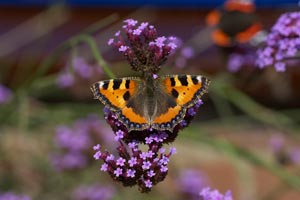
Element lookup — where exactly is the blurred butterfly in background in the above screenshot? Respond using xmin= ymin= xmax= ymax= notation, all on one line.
xmin=206 ymin=0 xmax=263 ymax=47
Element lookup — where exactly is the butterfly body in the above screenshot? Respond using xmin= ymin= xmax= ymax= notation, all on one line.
xmin=91 ymin=75 xmax=210 ymax=132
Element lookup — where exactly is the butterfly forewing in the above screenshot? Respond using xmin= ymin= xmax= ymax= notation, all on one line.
xmin=91 ymin=77 xmax=149 ymax=130
xmin=151 ymin=75 xmax=210 ymax=131
xmin=162 ymin=75 xmax=210 ymax=107
xmin=91 ymin=77 xmax=138 ymax=111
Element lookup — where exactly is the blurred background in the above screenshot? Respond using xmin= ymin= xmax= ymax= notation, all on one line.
xmin=0 ymin=0 xmax=300 ymax=200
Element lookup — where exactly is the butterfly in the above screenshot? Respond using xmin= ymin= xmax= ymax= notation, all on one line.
xmin=91 ymin=75 xmax=210 ymax=132
xmin=206 ymin=0 xmax=262 ymax=47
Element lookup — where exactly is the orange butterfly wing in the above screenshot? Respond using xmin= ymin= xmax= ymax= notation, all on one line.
xmin=151 ymin=75 xmax=210 ymax=130
xmin=91 ymin=77 xmax=149 ymax=130
xmin=91 ymin=75 xmax=210 ymax=132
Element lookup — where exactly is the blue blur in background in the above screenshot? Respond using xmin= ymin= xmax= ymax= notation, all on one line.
xmin=0 ymin=0 xmax=297 ymax=7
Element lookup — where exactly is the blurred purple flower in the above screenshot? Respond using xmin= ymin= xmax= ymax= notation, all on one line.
xmin=199 ymin=187 xmax=233 ymax=200
xmin=0 ymin=192 xmax=31 ymax=200
xmin=72 ymin=184 xmax=115 ymax=200
xmin=168 ymin=36 xmax=183 ymax=49
xmin=178 ymin=169 xmax=208 ymax=198
xmin=269 ymin=134 xmax=284 ymax=152
xmin=181 ymin=47 xmax=195 ymax=59
xmin=50 ymin=114 xmax=113 ymax=171
xmin=227 ymin=51 xmax=256 ymax=72
xmin=0 ymin=84 xmax=12 ymax=104
xmin=51 ymin=152 xmax=88 ymax=171
xmin=57 ymin=57 xmax=102 ymax=88
xmin=269 ymin=134 xmax=300 ymax=165
xmin=289 ymin=148 xmax=300 ymax=164
xmin=55 ymin=125 xmax=91 ymax=151
xmin=227 ymin=54 xmax=244 ymax=72
xmin=256 ymin=11 xmax=300 ymax=72
xmin=174 ymin=45 xmax=194 ymax=69
xmin=72 ymin=57 xmax=93 ymax=79
xmin=57 ymin=72 xmax=75 ymax=88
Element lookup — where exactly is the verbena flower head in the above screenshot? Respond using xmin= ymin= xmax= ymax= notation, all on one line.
xmin=97 ymin=99 xmax=203 ymax=192
xmin=93 ymin=141 xmax=175 ymax=193
xmin=108 ymin=19 xmax=177 ymax=75
xmin=0 ymin=84 xmax=12 ymax=104
xmin=50 ymin=114 xmax=113 ymax=171
xmin=0 ymin=192 xmax=31 ymax=200
xmin=256 ymin=12 xmax=300 ymax=72
xmin=72 ymin=184 xmax=115 ymax=200
xmin=199 ymin=187 xmax=233 ymax=200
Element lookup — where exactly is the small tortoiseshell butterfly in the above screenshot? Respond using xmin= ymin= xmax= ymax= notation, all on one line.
xmin=91 ymin=75 xmax=210 ymax=132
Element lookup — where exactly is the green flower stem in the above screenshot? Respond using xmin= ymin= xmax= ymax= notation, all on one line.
xmin=209 ymin=91 xmax=235 ymax=124
xmin=24 ymin=13 xmax=118 ymax=88
xmin=185 ymin=129 xmax=300 ymax=190
xmin=72 ymin=34 xmax=116 ymax=79
xmin=282 ymin=108 xmax=300 ymax=123
xmin=17 ymin=90 xmax=29 ymax=132
xmin=27 ymin=75 xmax=57 ymax=96
xmin=212 ymin=74 xmax=296 ymax=130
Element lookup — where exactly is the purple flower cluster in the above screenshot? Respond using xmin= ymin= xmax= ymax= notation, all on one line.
xmin=269 ymin=134 xmax=300 ymax=165
xmin=108 ymin=19 xmax=178 ymax=75
xmin=0 ymin=84 xmax=12 ymax=104
xmin=93 ymin=99 xmax=203 ymax=192
xmin=199 ymin=187 xmax=233 ymax=200
xmin=256 ymin=12 xmax=300 ymax=72
xmin=93 ymin=140 xmax=175 ymax=193
xmin=72 ymin=184 xmax=115 ymax=200
xmin=0 ymin=192 xmax=31 ymax=200
xmin=57 ymin=57 xmax=102 ymax=88
xmin=51 ymin=114 xmax=113 ymax=171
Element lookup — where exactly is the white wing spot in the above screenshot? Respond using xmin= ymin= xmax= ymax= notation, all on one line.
xmin=196 ymin=76 xmax=202 ymax=82
xmin=99 ymin=82 xmax=104 ymax=88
